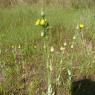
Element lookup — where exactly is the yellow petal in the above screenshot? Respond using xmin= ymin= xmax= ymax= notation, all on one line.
xmin=40 ymin=19 xmax=45 ymax=26
xmin=35 ymin=19 xmax=40 ymax=26
xmin=79 ymin=24 xmax=84 ymax=29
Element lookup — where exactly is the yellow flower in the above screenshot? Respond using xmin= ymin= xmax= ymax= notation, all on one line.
xmin=40 ymin=19 xmax=46 ymax=26
xmin=79 ymin=23 xmax=84 ymax=29
xmin=35 ymin=19 xmax=40 ymax=26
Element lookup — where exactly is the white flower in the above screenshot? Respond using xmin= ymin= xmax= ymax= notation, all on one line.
xmin=41 ymin=31 xmax=44 ymax=37
xmin=64 ymin=42 xmax=67 ymax=46
xmin=50 ymin=46 xmax=54 ymax=52
xmin=73 ymin=36 xmax=76 ymax=40
xmin=71 ymin=44 xmax=74 ymax=48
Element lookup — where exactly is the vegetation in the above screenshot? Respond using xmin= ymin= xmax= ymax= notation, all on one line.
xmin=0 ymin=0 xmax=95 ymax=95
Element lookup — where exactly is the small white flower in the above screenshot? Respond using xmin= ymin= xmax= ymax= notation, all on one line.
xmin=64 ymin=42 xmax=67 ymax=46
xmin=71 ymin=44 xmax=74 ymax=48
xmin=73 ymin=36 xmax=76 ymax=40
xmin=50 ymin=46 xmax=54 ymax=52
xmin=41 ymin=31 xmax=44 ymax=37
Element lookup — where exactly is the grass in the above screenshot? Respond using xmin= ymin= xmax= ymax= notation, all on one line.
xmin=0 ymin=4 xmax=95 ymax=95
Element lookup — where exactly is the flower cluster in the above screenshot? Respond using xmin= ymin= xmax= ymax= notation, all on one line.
xmin=35 ymin=12 xmax=49 ymax=37
xmin=35 ymin=18 xmax=48 ymax=27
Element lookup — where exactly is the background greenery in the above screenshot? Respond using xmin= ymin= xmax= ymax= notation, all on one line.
xmin=0 ymin=0 xmax=95 ymax=95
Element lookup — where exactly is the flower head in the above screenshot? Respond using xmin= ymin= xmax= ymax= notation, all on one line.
xmin=73 ymin=36 xmax=76 ymax=40
xmin=40 ymin=19 xmax=46 ymax=26
xmin=79 ymin=23 xmax=84 ymax=29
xmin=41 ymin=31 xmax=44 ymax=37
xmin=50 ymin=46 xmax=54 ymax=53
xmin=35 ymin=19 xmax=40 ymax=26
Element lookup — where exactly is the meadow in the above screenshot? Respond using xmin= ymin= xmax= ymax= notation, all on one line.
xmin=0 ymin=1 xmax=95 ymax=95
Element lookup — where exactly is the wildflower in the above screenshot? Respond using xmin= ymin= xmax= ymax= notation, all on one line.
xmin=73 ymin=36 xmax=76 ymax=40
xmin=35 ymin=19 xmax=40 ymax=26
xmin=79 ymin=23 xmax=84 ymax=29
xmin=71 ymin=44 xmax=74 ymax=49
xmin=64 ymin=42 xmax=67 ymax=46
xmin=60 ymin=46 xmax=65 ymax=51
xmin=50 ymin=46 xmax=54 ymax=53
xmin=40 ymin=19 xmax=46 ymax=26
xmin=41 ymin=31 xmax=44 ymax=37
